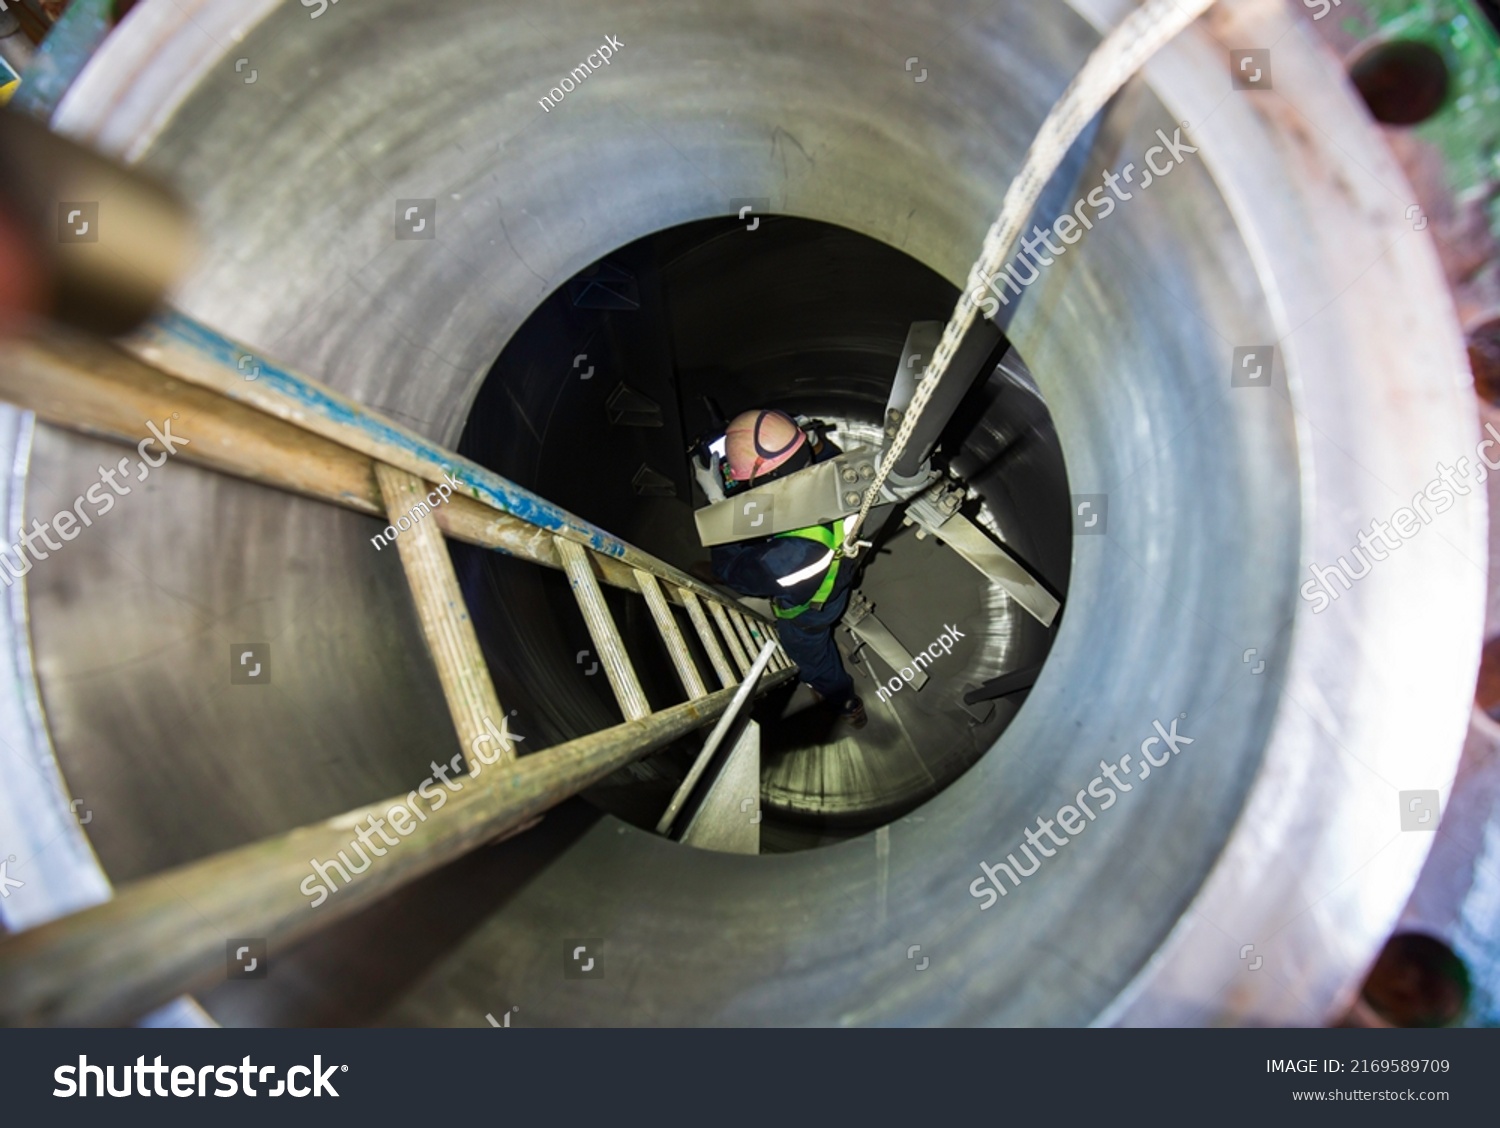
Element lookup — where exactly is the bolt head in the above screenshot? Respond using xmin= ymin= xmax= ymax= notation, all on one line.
xmin=844 ymin=492 xmax=861 ymax=507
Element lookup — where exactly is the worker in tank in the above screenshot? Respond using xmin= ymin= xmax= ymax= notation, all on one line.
xmin=707 ymin=409 xmax=867 ymax=729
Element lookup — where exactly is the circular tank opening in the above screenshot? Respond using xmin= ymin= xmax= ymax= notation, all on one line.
xmin=456 ymin=215 xmax=1070 ymax=851
xmin=1349 ymin=39 xmax=1451 ymax=126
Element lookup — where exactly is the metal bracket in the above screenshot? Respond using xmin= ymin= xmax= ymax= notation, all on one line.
xmin=912 ymin=507 xmax=1060 ymax=628
xmin=694 ymin=448 xmax=886 ymax=546
xmin=843 ymin=592 xmax=930 ymax=691
xmin=905 ymin=479 xmax=966 ymax=532
xmin=886 ymin=320 xmax=944 ymax=443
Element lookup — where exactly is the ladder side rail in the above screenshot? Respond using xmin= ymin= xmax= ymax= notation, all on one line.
xmin=0 ymin=670 xmax=794 ymax=1028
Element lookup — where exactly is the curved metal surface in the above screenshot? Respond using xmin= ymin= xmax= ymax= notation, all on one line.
xmin=14 ymin=0 xmax=1482 ymax=1025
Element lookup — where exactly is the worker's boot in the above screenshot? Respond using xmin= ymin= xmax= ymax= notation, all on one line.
xmin=838 ymin=696 xmax=867 ymax=729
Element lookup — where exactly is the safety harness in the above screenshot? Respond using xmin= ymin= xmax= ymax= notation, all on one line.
xmin=772 ymin=519 xmax=844 ymax=619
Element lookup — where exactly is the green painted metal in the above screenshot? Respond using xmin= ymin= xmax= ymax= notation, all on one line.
xmin=8 ymin=0 xmax=114 ymax=120
xmin=1342 ymin=0 xmax=1500 ymax=232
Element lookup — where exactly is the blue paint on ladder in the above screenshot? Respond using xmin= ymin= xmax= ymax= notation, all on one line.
xmin=154 ymin=310 xmax=627 ymax=558
xmin=9 ymin=0 xmax=114 ymax=121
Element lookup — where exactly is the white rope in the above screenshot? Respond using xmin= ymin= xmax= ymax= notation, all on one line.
xmin=842 ymin=0 xmax=1217 ymax=556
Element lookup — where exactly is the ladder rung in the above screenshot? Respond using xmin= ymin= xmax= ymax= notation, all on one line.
xmin=737 ymin=611 xmax=777 ymax=670
xmin=747 ymin=616 xmax=790 ymax=671
xmin=741 ymin=613 xmax=790 ymax=672
xmin=727 ymin=609 xmax=760 ymax=669
xmin=707 ymin=600 xmax=753 ymax=677
xmin=739 ymin=613 xmax=774 ymax=658
xmin=679 ymin=590 xmax=737 ymax=688
xmin=556 ymin=537 xmax=651 ymax=722
xmin=635 ymin=570 xmax=708 ymax=700
xmin=375 ymin=464 xmax=511 ymax=761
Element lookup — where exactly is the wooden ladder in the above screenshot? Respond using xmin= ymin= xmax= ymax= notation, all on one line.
xmin=0 ymin=310 xmax=795 ymax=1026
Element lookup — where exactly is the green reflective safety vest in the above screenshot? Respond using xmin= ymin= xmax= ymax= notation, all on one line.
xmin=772 ymin=519 xmax=845 ymax=619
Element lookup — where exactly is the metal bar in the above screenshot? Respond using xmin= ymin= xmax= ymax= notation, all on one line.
xmin=556 ymin=537 xmax=650 ymax=722
xmin=845 ymin=600 xmax=930 ymax=691
xmin=963 ymin=663 xmax=1043 ymax=705
xmin=0 ymin=332 xmax=661 ymax=601
xmin=657 ymin=639 xmax=778 ymax=836
xmin=891 ymin=319 xmax=1006 ymax=478
xmin=708 ymin=600 xmax=752 ymax=677
xmin=128 ymin=310 xmax=776 ymax=622
xmin=885 ymin=321 xmax=944 ymax=438
xmin=635 ymin=570 xmax=707 ymax=700
xmin=375 ymin=464 xmax=510 ymax=761
xmin=929 ymin=512 xmax=1061 ymax=628
xmin=679 ymin=720 xmax=761 ymax=855
xmin=680 ymin=590 xmax=737 ymax=689
xmin=749 ymin=619 xmax=792 ymax=673
xmin=0 ymin=670 xmax=794 ymax=1028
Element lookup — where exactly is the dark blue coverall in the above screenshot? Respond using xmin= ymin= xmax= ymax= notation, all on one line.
xmin=711 ymin=531 xmax=857 ymax=702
